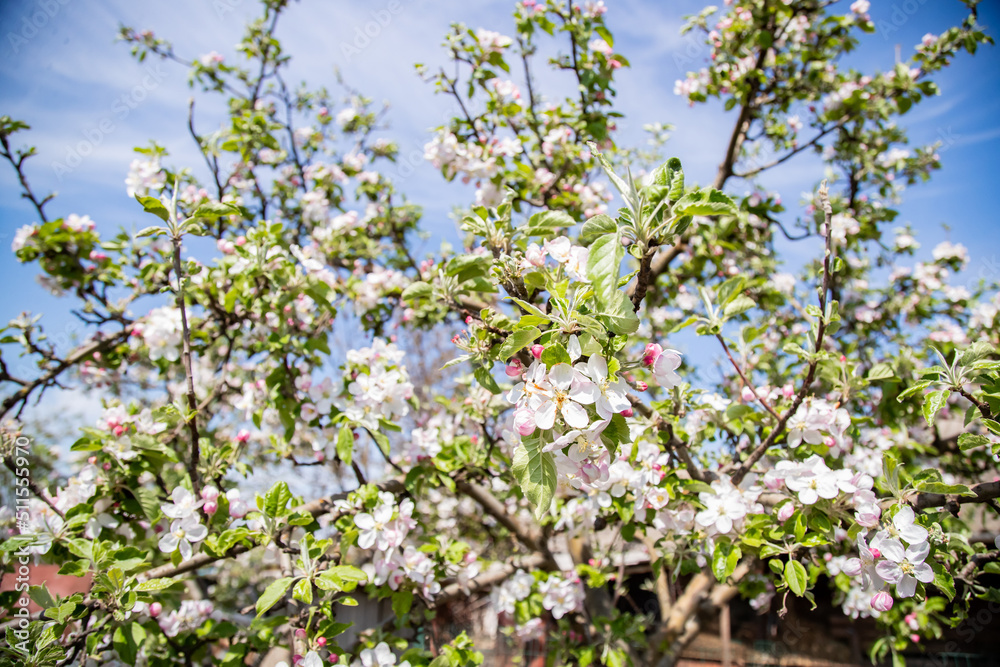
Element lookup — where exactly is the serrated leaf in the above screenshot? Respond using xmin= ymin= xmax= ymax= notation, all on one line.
xmin=525 ymin=210 xmax=575 ymax=236
xmin=917 ymin=482 xmax=974 ymax=496
xmin=474 ymin=366 xmax=502 ymax=394
xmin=497 ymin=327 xmax=541 ymax=360
xmin=922 ymin=389 xmax=949 ymax=427
xmin=785 ymin=559 xmax=807 ymax=596
xmin=599 ymin=291 xmax=640 ymax=334
xmin=958 ymin=433 xmax=990 ymax=451
xmin=587 ymin=232 xmax=624 ymax=312
xmin=897 ymin=380 xmax=935 ymax=401
xmin=511 ymin=436 xmax=557 ymax=520
xmin=579 ymin=214 xmax=617 ymax=246
xmin=723 ymin=295 xmax=755 ymax=319
xmin=256 ymin=577 xmax=296 ymax=616
xmin=867 ymin=363 xmax=895 ymax=382
xmin=401 ymin=281 xmax=433 ymax=301
xmin=337 ymin=423 xmax=354 ymax=466
xmin=134 ymin=194 xmax=170 ymax=223
xmin=672 ymin=187 xmax=738 ymax=217
xmin=262 ymin=481 xmax=293 ymax=518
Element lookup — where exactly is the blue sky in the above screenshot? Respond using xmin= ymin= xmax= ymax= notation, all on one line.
xmin=1 ymin=0 xmax=998 ymax=427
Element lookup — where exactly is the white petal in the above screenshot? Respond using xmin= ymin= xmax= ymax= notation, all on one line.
xmin=548 ymin=363 xmax=575 ymax=390
xmin=896 ymin=574 xmax=917 ymax=598
xmin=561 ymin=401 xmax=590 ymax=429
xmin=535 ymin=400 xmax=557 ymax=430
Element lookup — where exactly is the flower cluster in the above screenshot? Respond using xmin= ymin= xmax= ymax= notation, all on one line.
xmin=844 ymin=505 xmax=933 ymax=610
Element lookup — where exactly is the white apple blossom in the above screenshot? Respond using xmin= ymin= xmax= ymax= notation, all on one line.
xmin=875 ymin=539 xmax=934 ymax=598
xmin=158 ymin=514 xmax=208 ymax=561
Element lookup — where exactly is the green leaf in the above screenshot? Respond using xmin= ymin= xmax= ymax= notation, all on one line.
xmin=497 ymin=327 xmax=541 ymax=360
xmin=446 ymin=254 xmax=491 ymax=282
xmin=587 ymin=142 xmax=631 ymax=204
xmin=511 ymin=436 xmax=558 ymax=520
xmin=336 ymin=423 xmax=354 ymax=466
xmin=958 ymin=433 xmax=990 ymax=451
xmin=540 ymin=343 xmax=571 ymax=367
xmin=595 ymin=25 xmax=614 ymax=48
xmin=113 ymin=623 xmax=146 ymax=665
xmin=599 ymin=291 xmax=640 ymax=334
xmin=262 ymin=481 xmax=293 ymax=518
xmin=474 ymin=366 xmax=502 ymax=394
xmin=508 ymin=297 xmax=547 ymax=319
xmin=897 ymin=380 xmax=934 ymax=401
xmin=671 ymin=187 xmax=738 ymax=217
xmin=256 ymin=577 xmax=296 ymax=616
xmin=867 ymin=363 xmax=895 ymax=382
xmin=723 ymin=295 xmax=755 ymax=319
xmin=135 ymin=578 xmax=174 ymax=592
xmin=579 ymin=214 xmax=617 ymax=246
xmin=401 ymin=281 xmax=433 ymax=301
xmin=587 ymin=232 xmax=624 ymax=311
xmin=712 ymin=543 xmax=741 ymax=581
xmin=392 ymin=590 xmax=414 ymax=618
xmin=293 ymin=577 xmax=313 ymax=604
xmin=916 ymin=482 xmax=974 ymax=496
xmin=525 ymin=210 xmax=575 ymax=236
xmin=784 ymin=559 xmax=807 ymax=596
xmin=134 ymin=194 xmax=170 ymax=223
xmin=193 ymin=201 xmax=240 ymax=220
xmin=922 ymin=389 xmax=949 ymax=427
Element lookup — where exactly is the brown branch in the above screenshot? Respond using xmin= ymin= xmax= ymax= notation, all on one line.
xmin=1 ymin=331 xmax=130 ymax=420
xmin=730 ymin=182 xmax=834 ymax=485
xmin=456 ymin=480 xmax=551 ymax=560
xmin=171 ymin=234 xmax=202 ymax=495
xmin=436 ymin=552 xmax=549 ymax=603
xmin=715 ymin=333 xmax=781 ymax=422
xmin=909 ymin=480 xmax=1000 ymax=512
xmin=142 ymin=478 xmax=406 ymax=581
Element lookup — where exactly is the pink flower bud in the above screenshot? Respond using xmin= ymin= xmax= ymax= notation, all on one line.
xmin=465 ymin=316 xmax=473 ymax=324
xmin=741 ymin=386 xmax=756 ymax=402
xmin=643 ymin=343 xmax=662 ymax=366
xmin=149 ymin=602 xmax=162 ymax=617
xmin=842 ymin=557 xmax=863 ymax=577
xmin=870 ymin=591 xmax=893 ymax=612
xmin=201 ymin=485 xmax=220 ymax=502
xmin=530 ymin=344 xmax=544 ymax=359
xmin=620 ymin=408 xmax=634 ymax=418
xmin=203 ymin=500 xmax=218 ymax=516
xmin=113 ymin=424 xmax=126 ymax=437
xmin=635 ymin=381 xmax=648 ymax=391
xmin=505 ymin=360 xmax=524 ymax=378
xmin=910 ymin=634 xmax=920 ymax=643
xmin=229 ymin=500 xmax=249 ymax=519
xmin=824 ymin=436 xmax=836 ymax=447
xmin=295 ymin=628 xmax=307 ymax=638
xmin=514 ymin=407 xmax=536 ymax=437
xmin=103 ymin=462 xmax=112 ymax=471
xmin=869 ymin=548 xmax=881 ymax=560
xmin=88 ymin=456 xmax=97 ymax=465
xmin=782 ymin=383 xmax=794 ymax=399
xmin=235 ymin=429 xmax=251 ymax=443
xmin=776 ymin=503 xmax=795 ymax=522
